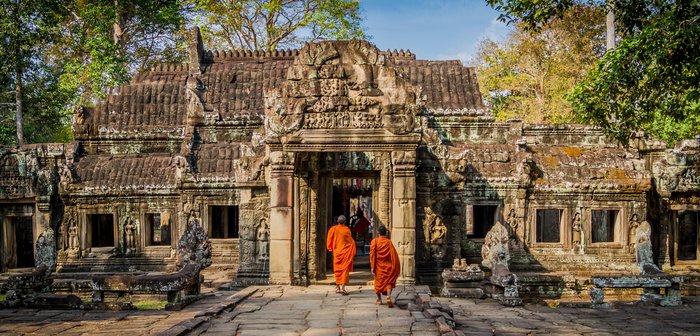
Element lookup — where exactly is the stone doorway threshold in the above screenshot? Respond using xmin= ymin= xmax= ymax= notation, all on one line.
xmin=314 ymin=270 xmax=374 ymax=286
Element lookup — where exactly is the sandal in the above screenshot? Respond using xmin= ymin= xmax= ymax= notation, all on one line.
xmin=335 ymin=288 xmax=341 ymax=294
xmin=386 ymin=297 xmax=394 ymax=308
xmin=341 ymin=290 xmax=349 ymax=296
xmin=376 ymin=299 xmax=383 ymax=305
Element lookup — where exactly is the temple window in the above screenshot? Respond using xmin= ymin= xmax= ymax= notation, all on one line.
xmin=146 ymin=213 xmax=171 ymax=246
xmin=678 ymin=211 xmax=698 ymax=261
xmin=536 ymin=209 xmax=562 ymax=243
xmin=89 ymin=214 xmax=115 ymax=247
xmin=468 ymin=205 xmax=498 ymax=239
xmin=591 ymin=209 xmax=618 ymax=243
xmin=210 ymin=206 xmax=239 ymax=239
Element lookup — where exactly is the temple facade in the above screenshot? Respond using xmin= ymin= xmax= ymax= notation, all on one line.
xmin=2 ymin=28 xmax=700 ymax=289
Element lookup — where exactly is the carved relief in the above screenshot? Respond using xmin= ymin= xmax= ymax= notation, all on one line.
xmin=628 ymin=213 xmax=640 ymax=253
xmin=256 ymin=217 xmax=269 ymax=262
xmin=424 ymin=207 xmax=446 ymax=259
xmin=572 ymin=212 xmax=582 ymax=251
xmin=124 ymin=216 xmax=136 ymax=254
xmin=238 ymin=197 xmax=270 ymax=272
xmin=264 ymin=40 xmax=421 ymax=138
xmin=67 ymin=215 xmax=80 ymax=258
xmin=391 ymin=150 xmax=417 ymax=166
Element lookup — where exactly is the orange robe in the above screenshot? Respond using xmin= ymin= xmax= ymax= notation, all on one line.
xmin=370 ymin=236 xmax=400 ymax=295
xmin=327 ymin=224 xmax=356 ymax=285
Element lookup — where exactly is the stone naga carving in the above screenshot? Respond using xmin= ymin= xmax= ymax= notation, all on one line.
xmin=176 ymin=209 xmax=212 ymax=271
xmin=636 ymin=220 xmax=662 ymax=275
xmin=481 ymin=221 xmax=510 ymax=271
xmin=481 ymin=221 xmax=522 ymax=306
xmin=35 ymin=228 xmax=56 ymax=275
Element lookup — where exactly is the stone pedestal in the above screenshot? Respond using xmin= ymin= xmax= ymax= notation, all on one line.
xmin=440 ymin=264 xmax=486 ymax=298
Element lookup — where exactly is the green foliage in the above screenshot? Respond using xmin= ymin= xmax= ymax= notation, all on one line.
xmin=55 ymin=0 xmax=188 ymax=104
xmin=191 ymin=0 xmax=365 ymax=51
xmin=474 ymin=5 xmax=605 ymax=123
xmin=486 ymin=0 xmax=700 ymax=144
xmin=133 ymin=300 xmax=167 ymax=310
xmin=0 ymin=0 xmax=70 ymax=145
xmin=0 ymin=0 xmax=188 ymax=145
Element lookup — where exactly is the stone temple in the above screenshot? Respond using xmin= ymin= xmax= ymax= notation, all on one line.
xmin=1 ymin=28 xmax=700 ymax=298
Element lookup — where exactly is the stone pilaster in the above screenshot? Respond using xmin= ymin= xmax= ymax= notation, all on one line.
xmin=269 ymin=151 xmax=295 ymax=284
xmin=391 ymin=150 xmax=417 ymax=284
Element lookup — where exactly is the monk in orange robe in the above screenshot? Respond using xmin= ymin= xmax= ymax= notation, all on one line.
xmin=327 ymin=215 xmax=356 ymax=295
xmin=370 ymin=225 xmax=400 ymax=307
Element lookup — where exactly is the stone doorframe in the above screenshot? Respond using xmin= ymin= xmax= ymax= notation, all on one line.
xmin=267 ymin=139 xmax=419 ymax=285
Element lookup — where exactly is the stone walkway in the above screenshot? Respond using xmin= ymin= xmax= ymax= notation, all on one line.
xmin=444 ymin=297 xmax=700 ymax=336
xmin=0 ymin=290 xmax=241 ymax=335
xmin=189 ymin=285 xmax=437 ymax=336
xmin=2 ymin=286 xmax=700 ymax=335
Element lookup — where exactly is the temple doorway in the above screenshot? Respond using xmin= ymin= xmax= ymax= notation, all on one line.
xmin=14 ymin=216 xmax=34 ymax=268
xmin=3 ymin=215 xmax=35 ymax=269
xmin=329 ymin=177 xmax=375 ymax=271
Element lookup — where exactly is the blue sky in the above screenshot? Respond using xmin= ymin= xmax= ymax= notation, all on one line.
xmin=360 ymin=0 xmax=511 ymax=65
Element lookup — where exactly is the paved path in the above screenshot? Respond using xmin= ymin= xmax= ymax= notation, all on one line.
xmin=0 ymin=291 xmax=237 ymax=335
xmin=444 ymin=297 xmax=700 ymax=336
xmin=3 ymin=286 xmax=700 ymax=335
xmin=190 ymin=285 xmax=437 ymax=336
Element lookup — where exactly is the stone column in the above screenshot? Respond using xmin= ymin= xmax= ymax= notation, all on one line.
xmin=391 ymin=150 xmax=417 ymax=284
xmin=269 ymin=151 xmax=295 ymax=284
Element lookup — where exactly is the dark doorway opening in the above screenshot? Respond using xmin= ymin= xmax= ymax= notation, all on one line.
xmin=210 ymin=205 xmax=239 ymax=239
xmin=13 ymin=216 xmax=34 ymax=268
xmin=90 ymin=214 xmax=115 ymax=247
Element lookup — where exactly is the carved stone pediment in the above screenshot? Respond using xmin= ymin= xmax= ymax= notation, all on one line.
xmin=264 ymin=40 xmax=421 ymax=140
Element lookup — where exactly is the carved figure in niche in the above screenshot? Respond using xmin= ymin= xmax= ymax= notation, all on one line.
xmin=256 ymin=218 xmax=269 ymax=261
xmin=67 ymin=217 xmax=80 ymax=258
xmin=425 ymin=207 xmax=446 ymax=244
xmin=506 ymin=207 xmax=518 ymax=234
xmin=424 ymin=207 xmax=447 ymax=259
xmin=572 ymin=212 xmax=582 ymax=247
xmin=125 ymin=217 xmax=136 ymax=252
xmin=627 ymin=213 xmax=640 ymax=253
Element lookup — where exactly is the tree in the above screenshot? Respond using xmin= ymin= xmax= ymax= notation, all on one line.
xmin=0 ymin=0 xmax=190 ymax=146
xmin=55 ymin=0 xmax=188 ymax=105
xmin=0 ymin=0 xmax=68 ymax=146
xmin=191 ymin=0 xmax=365 ymax=51
xmin=474 ymin=5 xmax=605 ymax=123
xmin=486 ymin=0 xmax=700 ymax=144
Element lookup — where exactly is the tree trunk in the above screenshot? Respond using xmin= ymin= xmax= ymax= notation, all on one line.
xmin=14 ymin=0 xmax=24 ymax=147
xmin=15 ymin=66 xmax=24 ymax=147
xmin=606 ymin=2 xmax=615 ymax=51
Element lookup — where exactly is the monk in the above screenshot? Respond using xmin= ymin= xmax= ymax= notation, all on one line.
xmin=327 ymin=215 xmax=356 ymax=295
xmin=370 ymin=225 xmax=400 ymax=307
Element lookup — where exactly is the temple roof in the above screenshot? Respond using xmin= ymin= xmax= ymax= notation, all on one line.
xmin=78 ymin=34 xmax=485 ymax=139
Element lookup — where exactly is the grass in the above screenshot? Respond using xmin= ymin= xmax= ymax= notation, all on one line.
xmin=133 ymin=300 xmax=167 ymax=310
xmin=0 ymin=294 xmax=5 ymax=302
